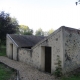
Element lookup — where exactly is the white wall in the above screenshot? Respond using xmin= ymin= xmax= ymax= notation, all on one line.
xmin=6 ymin=35 xmax=18 ymax=60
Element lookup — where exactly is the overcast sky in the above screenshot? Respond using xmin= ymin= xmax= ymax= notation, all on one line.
xmin=0 ymin=0 xmax=80 ymax=32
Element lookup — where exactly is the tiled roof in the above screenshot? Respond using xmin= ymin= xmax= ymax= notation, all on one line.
xmin=9 ymin=34 xmax=46 ymax=47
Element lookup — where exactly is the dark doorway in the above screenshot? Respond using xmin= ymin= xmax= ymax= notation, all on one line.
xmin=45 ymin=47 xmax=51 ymax=73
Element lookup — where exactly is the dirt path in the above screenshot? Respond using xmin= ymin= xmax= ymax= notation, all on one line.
xmin=0 ymin=56 xmax=57 ymax=80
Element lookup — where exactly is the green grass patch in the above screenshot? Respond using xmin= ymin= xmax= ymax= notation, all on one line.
xmin=61 ymin=76 xmax=80 ymax=80
xmin=61 ymin=72 xmax=80 ymax=80
xmin=0 ymin=63 xmax=16 ymax=80
xmin=0 ymin=47 xmax=6 ymax=56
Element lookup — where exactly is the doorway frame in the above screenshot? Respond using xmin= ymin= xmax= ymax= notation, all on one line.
xmin=41 ymin=46 xmax=52 ymax=73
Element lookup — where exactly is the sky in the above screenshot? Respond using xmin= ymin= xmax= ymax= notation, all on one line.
xmin=0 ymin=0 xmax=80 ymax=32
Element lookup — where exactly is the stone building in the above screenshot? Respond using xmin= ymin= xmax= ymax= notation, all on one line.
xmin=6 ymin=26 xmax=80 ymax=74
xmin=6 ymin=34 xmax=45 ymax=60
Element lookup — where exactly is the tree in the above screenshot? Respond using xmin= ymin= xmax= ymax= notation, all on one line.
xmin=75 ymin=0 xmax=80 ymax=5
xmin=19 ymin=25 xmax=33 ymax=35
xmin=35 ymin=28 xmax=44 ymax=36
xmin=35 ymin=28 xmax=54 ymax=36
xmin=0 ymin=11 xmax=19 ymax=46
xmin=48 ymin=29 xmax=54 ymax=35
xmin=43 ymin=29 xmax=54 ymax=36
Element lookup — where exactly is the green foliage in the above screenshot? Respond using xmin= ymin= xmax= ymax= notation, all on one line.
xmin=54 ymin=55 xmax=62 ymax=77
xmin=35 ymin=28 xmax=54 ymax=36
xmin=0 ymin=11 xmax=19 ymax=45
xmin=48 ymin=29 xmax=54 ymax=35
xmin=0 ymin=63 xmax=16 ymax=80
xmin=35 ymin=28 xmax=44 ymax=36
xmin=54 ymin=55 xmax=80 ymax=79
xmin=61 ymin=76 xmax=80 ymax=80
xmin=0 ymin=46 xmax=6 ymax=56
xmin=19 ymin=25 xmax=33 ymax=35
xmin=61 ymin=68 xmax=80 ymax=80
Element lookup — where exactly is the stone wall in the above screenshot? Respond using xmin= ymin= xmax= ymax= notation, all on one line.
xmin=18 ymin=27 xmax=64 ymax=73
xmin=63 ymin=27 xmax=80 ymax=73
xmin=18 ymin=48 xmax=32 ymax=66
xmin=41 ymin=27 xmax=63 ymax=73
xmin=18 ymin=47 xmax=42 ymax=69
xmin=32 ymin=46 xmax=41 ymax=69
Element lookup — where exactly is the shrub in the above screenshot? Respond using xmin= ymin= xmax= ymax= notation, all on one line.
xmin=54 ymin=55 xmax=62 ymax=77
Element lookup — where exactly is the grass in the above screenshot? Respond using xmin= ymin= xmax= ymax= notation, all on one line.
xmin=0 ymin=46 xmax=6 ymax=56
xmin=60 ymin=69 xmax=80 ymax=80
xmin=61 ymin=76 xmax=80 ymax=80
xmin=0 ymin=63 xmax=16 ymax=80
xmin=0 ymin=45 xmax=17 ymax=80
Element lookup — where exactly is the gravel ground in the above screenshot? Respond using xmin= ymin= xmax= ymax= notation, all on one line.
xmin=0 ymin=56 xmax=58 ymax=80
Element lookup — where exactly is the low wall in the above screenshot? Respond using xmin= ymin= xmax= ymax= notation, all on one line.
xmin=18 ymin=48 xmax=32 ymax=66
